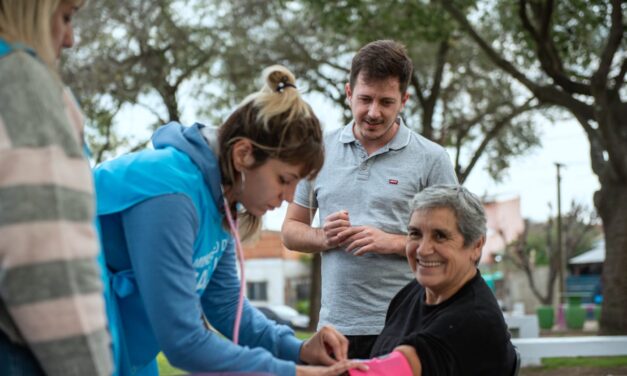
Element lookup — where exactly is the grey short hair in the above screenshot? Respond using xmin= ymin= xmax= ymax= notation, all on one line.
xmin=410 ymin=185 xmax=486 ymax=248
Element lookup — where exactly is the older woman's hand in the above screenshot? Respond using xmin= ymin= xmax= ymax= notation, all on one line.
xmin=300 ymin=325 xmax=349 ymax=365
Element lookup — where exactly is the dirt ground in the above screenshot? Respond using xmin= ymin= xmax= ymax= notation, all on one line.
xmin=522 ymin=366 xmax=627 ymax=375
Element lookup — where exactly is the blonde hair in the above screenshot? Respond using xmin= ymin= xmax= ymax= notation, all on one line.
xmin=0 ymin=0 xmax=84 ymax=67
xmin=219 ymin=65 xmax=324 ymax=240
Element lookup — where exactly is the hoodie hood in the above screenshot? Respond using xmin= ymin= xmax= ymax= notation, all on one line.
xmin=152 ymin=122 xmax=223 ymax=207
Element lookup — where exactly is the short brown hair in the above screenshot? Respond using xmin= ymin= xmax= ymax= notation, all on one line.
xmin=349 ymin=40 xmax=413 ymax=94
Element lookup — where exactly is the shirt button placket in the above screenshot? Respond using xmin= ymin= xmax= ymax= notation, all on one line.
xmin=356 ymin=144 xmax=369 ymax=180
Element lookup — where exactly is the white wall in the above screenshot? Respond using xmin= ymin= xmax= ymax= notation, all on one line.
xmin=245 ymin=258 xmax=309 ymax=306
xmin=506 ymin=266 xmax=558 ymax=313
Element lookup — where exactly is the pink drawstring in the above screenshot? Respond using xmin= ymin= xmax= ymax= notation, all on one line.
xmin=222 ymin=197 xmax=246 ymax=345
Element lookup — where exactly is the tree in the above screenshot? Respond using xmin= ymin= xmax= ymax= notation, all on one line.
xmin=63 ymin=0 xmax=221 ymax=162
xmin=505 ymin=202 xmax=600 ymax=306
xmin=442 ymin=0 xmax=627 ymax=333
xmin=220 ymin=0 xmax=545 ymax=183
xmin=67 ymin=0 xmax=546 ymax=179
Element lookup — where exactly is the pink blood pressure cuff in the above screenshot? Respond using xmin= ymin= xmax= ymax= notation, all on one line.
xmin=348 ymin=350 xmax=413 ymax=376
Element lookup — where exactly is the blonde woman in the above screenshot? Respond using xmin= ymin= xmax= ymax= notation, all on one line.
xmin=0 ymin=1 xmax=113 ymax=375
xmin=95 ymin=65 xmax=365 ymax=376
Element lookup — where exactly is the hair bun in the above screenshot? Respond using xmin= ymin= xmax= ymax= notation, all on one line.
xmin=262 ymin=65 xmax=297 ymax=93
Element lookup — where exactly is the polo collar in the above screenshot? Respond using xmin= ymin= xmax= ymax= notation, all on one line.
xmin=339 ymin=118 xmax=412 ymax=151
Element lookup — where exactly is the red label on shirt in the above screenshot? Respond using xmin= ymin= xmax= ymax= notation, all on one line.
xmin=388 ymin=179 xmax=399 ymax=185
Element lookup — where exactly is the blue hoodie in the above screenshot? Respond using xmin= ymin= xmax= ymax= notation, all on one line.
xmin=95 ymin=123 xmax=302 ymax=376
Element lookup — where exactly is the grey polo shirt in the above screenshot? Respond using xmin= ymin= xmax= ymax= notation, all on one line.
xmin=293 ymin=120 xmax=457 ymax=335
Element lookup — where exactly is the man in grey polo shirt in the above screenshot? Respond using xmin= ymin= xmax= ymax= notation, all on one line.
xmin=281 ymin=40 xmax=457 ymax=358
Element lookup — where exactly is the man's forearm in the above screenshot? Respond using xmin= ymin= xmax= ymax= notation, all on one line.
xmin=388 ymin=233 xmax=408 ymax=257
xmin=281 ymin=220 xmax=328 ymax=254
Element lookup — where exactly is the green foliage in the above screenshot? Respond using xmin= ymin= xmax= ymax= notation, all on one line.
xmin=303 ymin=0 xmax=458 ymax=43
xmin=63 ymin=0 xmax=222 ymax=160
xmin=492 ymin=0 xmax=620 ymax=76
xmin=525 ymin=225 xmax=550 ymax=266
xmin=294 ymin=330 xmax=313 ymax=340
xmin=258 ymin=0 xmax=544 ymax=182
xmin=296 ymin=299 xmax=310 ymax=315
xmin=521 ymin=202 xmax=600 ymax=267
xmin=65 ymin=0 xmax=544 ymax=181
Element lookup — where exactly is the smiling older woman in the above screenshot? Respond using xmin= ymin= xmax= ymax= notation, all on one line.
xmin=352 ymin=185 xmax=517 ymax=376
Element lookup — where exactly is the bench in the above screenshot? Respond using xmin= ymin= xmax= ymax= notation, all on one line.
xmin=512 ymin=336 xmax=627 ymax=367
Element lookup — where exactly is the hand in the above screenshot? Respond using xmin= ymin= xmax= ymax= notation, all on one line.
xmin=296 ymin=360 xmax=369 ymax=376
xmin=300 ymin=325 xmax=349 ymax=365
xmin=321 ymin=210 xmax=351 ymax=250
xmin=339 ymin=226 xmax=406 ymax=256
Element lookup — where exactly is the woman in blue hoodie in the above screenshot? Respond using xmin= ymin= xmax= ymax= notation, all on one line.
xmin=94 ymin=66 xmax=363 ymax=376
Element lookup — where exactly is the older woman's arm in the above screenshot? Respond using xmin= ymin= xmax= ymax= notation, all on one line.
xmin=394 ymin=345 xmax=423 ymax=376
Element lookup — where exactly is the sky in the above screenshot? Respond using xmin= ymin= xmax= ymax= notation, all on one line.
xmin=261 ymin=93 xmax=600 ymax=231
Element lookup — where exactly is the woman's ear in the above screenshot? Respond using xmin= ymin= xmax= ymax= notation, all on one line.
xmin=471 ymin=236 xmax=486 ymax=264
xmin=231 ymin=138 xmax=255 ymax=171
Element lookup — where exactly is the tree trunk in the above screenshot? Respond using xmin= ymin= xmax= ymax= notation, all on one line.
xmin=307 ymin=253 xmax=321 ymax=331
xmin=595 ymin=179 xmax=627 ymax=334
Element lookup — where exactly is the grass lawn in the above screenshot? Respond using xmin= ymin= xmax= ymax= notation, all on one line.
xmin=540 ymin=355 xmax=627 ymax=369
xmin=157 ymin=331 xmax=313 ymax=375
xmin=522 ymin=356 xmax=627 ymax=375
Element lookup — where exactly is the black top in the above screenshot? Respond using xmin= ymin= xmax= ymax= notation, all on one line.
xmin=370 ymin=271 xmax=515 ymax=376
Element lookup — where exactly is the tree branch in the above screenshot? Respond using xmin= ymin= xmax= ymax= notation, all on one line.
xmin=411 ymin=74 xmax=427 ymax=109
xmin=272 ymin=8 xmax=349 ymax=75
xmin=459 ymin=98 xmax=537 ymax=182
xmin=128 ymin=139 xmax=150 ymax=153
xmin=94 ymin=102 xmax=123 ymax=164
xmin=571 ymin=114 xmax=606 ymax=177
xmin=136 ymin=100 xmax=167 ymax=125
xmin=452 ymin=100 xmax=509 ymax=141
xmin=592 ymin=0 xmax=624 ymax=89
xmin=441 ymin=1 xmax=596 ymax=123
xmin=441 ymin=1 xmax=535 ymax=89
xmin=539 ymin=0 xmax=554 ymax=39
xmin=422 ymin=40 xmax=449 ymax=140
xmin=612 ymin=58 xmax=627 ymax=92
xmin=587 ymin=1 xmax=626 ymax=180
xmin=519 ymin=0 xmax=590 ymax=95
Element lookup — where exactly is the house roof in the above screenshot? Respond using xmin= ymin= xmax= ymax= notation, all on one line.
xmin=243 ymin=231 xmax=304 ymax=260
xmin=569 ymin=240 xmax=605 ymax=264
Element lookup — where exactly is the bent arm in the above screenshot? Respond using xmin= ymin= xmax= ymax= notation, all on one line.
xmin=281 ymin=203 xmax=328 ymax=253
xmin=395 ymin=345 xmax=423 ymax=376
xmin=123 ymin=195 xmax=297 ymax=376
xmin=0 ymin=53 xmax=112 ymax=376
xmin=201 ymin=245 xmax=303 ymax=365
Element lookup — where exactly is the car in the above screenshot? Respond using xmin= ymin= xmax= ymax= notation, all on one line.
xmin=253 ymin=303 xmax=310 ymax=330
